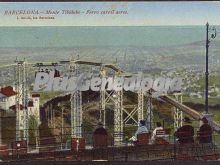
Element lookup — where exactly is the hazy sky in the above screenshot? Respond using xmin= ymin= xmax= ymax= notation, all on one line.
xmin=0 ymin=2 xmax=220 ymax=26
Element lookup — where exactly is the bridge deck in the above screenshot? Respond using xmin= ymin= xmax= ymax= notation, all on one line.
xmin=160 ymin=95 xmax=220 ymax=132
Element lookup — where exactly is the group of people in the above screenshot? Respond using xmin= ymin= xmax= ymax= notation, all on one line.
xmin=174 ymin=116 xmax=213 ymax=144
xmin=129 ymin=120 xmax=165 ymax=144
xmin=129 ymin=116 xmax=213 ymax=144
xmin=93 ymin=116 xmax=213 ymax=146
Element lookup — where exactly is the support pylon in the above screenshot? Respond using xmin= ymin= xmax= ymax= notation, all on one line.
xmin=50 ymin=104 xmax=53 ymax=126
xmin=15 ymin=59 xmax=29 ymax=145
xmin=15 ymin=63 xmax=21 ymax=141
xmin=137 ymin=89 xmax=144 ymax=121
xmin=99 ymin=65 xmax=106 ymax=127
xmin=173 ymin=92 xmax=183 ymax=131
xmin=70 ymin=62 xmax=82 ymax=138
xmin=100 ymin=90 xmax=106 ymax=126
xmin=114 ymin=90 xmax=123 ymax=145
xmin=146 ymin=90 xmax=153 ymax=130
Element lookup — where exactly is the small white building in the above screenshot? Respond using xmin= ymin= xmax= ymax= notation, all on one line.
xmin=9 ymin=94 xmax=40 ymax=130
xmin=0 ymin=86 xmax=16 ymax=110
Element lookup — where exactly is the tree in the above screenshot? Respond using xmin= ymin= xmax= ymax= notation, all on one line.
xmin=29 ymin=115 xmax=39 ymax=146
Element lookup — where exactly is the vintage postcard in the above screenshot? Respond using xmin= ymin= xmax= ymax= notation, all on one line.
xmin=0 ymin=1 xmax=220 ymax=163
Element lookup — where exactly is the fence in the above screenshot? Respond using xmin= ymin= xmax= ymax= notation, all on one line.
xmin=1 ymin=125 xmax=220 ymax=161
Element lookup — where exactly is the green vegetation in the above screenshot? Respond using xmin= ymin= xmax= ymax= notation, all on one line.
xmin=29 ymin=115 xmax=39 ymax=145
xmin=195 ymin=75 xmax=220 ymax=92
xmin=124 ymin=125 xmax=137 ymax=140
xmin=38 ymin=91 xmax=64 ymax=105
xmin=183 ymin=95 xmax=220 ymax=105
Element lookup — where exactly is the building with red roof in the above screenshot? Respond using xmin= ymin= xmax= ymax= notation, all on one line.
xmin=0 ymin=86 xmax=41 ymax=131
xmin=0 ymin=86 xmax=16 ymax=97
xmin=0 ymin=86 xmax=16 ymax=110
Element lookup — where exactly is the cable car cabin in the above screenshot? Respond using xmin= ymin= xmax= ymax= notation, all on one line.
xmin=35 ymin=68 xmax=60 ymax=78
xmin=45 ymin=68 xmax=49 ymax=74
xmin=54 ymin=69 xmax=60 ymax=77
xmin=136 ymin=133 xmax=150 ymax=145
xmin=93 ymin=134 xmax=108 ymax=148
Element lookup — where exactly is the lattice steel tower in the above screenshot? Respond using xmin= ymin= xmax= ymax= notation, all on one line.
xmin=15 ymin=59 xmax=29 ymax=142
xmin=146 ymin=90 xmax=153 ymax=130
xmin=99 ymin=65 xmax=106 ymax=127
xmin=70 ymin=61 xmax=82 ymax=137
xmin=173 ymin=92 xmax=183 ymax=131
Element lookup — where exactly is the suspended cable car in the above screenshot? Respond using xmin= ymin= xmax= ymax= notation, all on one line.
xmin=54 ymin=69 xmax=60 ymax=78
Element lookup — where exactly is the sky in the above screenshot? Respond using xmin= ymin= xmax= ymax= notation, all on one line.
xmin=0 ymin=2 xmax=220 ymax=26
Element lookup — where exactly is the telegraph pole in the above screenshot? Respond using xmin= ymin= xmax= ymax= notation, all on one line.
xmin=205 ymin=22 xmax=209 ymax=114
xmin=205 ymin=22 xmax=217 ymax=114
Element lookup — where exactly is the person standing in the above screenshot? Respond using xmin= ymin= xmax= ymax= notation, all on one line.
xmin=198 ymin=117 xmax=213 ymax=143
xmin=93 ymin=122 xmax=107 ymax=135
xmin=129 ymin=120 xmax=149 ymax=142
xmin=151 ymin=122 xmax=164 ymax=144
xmin=174 ymin=117 xmax=194 ymax=144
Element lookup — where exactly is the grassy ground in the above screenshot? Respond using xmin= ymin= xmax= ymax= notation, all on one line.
xmin=196 ymin=75 xmax=220 ymax=91
xmin=182 ymin=95 xmax=220 ymax=125
xmin=183 ymin=95 xmax=220 ymax=105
